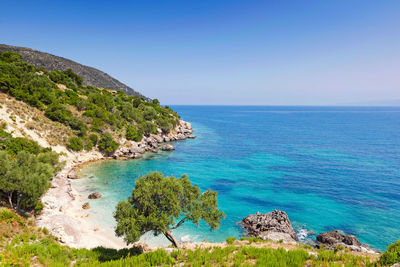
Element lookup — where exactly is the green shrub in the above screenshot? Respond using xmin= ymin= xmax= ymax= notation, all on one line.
xmin=226 ymin=237 xmax=236 ymax=244
xmin=125 ymin=124 xmax=143 ymax=142
xmin=379 ymin=239 xmax=400 ymax=266
xmin=67 ymin=137 xmax=83 ymax=151
xmin=34 ymin=201 xmax=44 ymax=215
xmin=98 ymin=133 xmax=119 ymax=155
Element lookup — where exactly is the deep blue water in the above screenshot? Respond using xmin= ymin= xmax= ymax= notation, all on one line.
xmin=76 ymin=106 xmax=400 ymax=251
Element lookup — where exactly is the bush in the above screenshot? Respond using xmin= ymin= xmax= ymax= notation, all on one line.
xmin=67 ymin=137 xmax=83 ymax=151
xmin=98 ymin=133 xmax=119 ymax=155
xmin=226 ymin=237 xmax=236 ymax=244
xmin=125 ymin=125 xmax=143 ymax=142
xmin=139 ymin=121 xmax=157 ymax=136
xmin=89 ymin=134 xmax=98 ymax=146
xmin=379 ymin=239 xmax=400 ymax=266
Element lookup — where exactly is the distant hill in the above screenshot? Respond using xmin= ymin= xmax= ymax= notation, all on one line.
xmin=0 ymin=44 xmax=147 ymax=99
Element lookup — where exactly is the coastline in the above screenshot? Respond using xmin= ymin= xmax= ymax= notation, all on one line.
xmin=36 ymin=120 xmax=195 ymax=249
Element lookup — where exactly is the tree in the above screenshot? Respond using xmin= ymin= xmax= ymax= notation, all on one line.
xmin=98 ymin=133 xmax=119 ymax=155
xmin=67 ymin=137 xmax=83 ymax=151
xmin=125 ymin=124 xmax=143 ymax=142
xmin=114 ymin=172 xmax=225 ymax=248
xmin=0 ymin=151 xmax=54 ymax=210
xmin=0 ymin=152 xmax=15 ymax=208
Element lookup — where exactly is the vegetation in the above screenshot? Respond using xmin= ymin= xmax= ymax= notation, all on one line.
xmin=0 ymin=128 xmax=62 ymax=212
xmin=98 ymin=133 xmax=119 ymax=155
xmin=67 ymin=136 xmax=84 ymax=151
xmin=0 ymin=51 xmax=180 ymax=154
xmin=379 ymin=239 xmax=400 ymax=266
xmin=114 ymin=171 xmax=226 ymax=248
xmin=0 ymin=208 xmax=381 ymax=266
xmin=226 ymin=237 xmax=236 ymax=244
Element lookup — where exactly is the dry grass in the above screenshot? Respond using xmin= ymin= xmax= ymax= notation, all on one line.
xmin=0 ymin=93 xmax=72 ymax=146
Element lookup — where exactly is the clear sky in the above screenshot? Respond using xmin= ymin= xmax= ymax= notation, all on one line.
xmin=1 ymin=0 xmax=399 ymax=105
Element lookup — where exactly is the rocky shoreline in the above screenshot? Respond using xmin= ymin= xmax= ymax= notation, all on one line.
xmin=36 ymin=120 xmax=194 ymax=249
xmin=241 ymin=210 xmax=378 ymax=254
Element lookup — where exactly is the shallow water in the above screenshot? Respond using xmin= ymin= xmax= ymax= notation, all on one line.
xmin=75 ymin=106 xmax=400 ymax=250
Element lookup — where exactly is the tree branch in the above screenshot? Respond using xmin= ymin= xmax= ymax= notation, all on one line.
xmin=170 ymin=217 xmax=186 ymax=230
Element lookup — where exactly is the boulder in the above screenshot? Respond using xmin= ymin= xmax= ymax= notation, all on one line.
xmin=316 ymin=230 xmax=374 ymax=252
xmin=242 ymin=210 xmax=297 ymax=242
xmin=82 ymin=202 xmax=90 ymax=209
xmin=160 ymin=144 xmax=175 ymax=151
xmin=67 ymin=171 xmax=79 ymax=179
xmin=88 ymin=192 xmax=102 ymax=199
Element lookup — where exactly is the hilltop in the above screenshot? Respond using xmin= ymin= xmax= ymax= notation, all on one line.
xmin=0 ymin=44 xmax=147 ymax=99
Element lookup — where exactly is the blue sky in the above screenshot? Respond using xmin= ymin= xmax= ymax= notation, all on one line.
xmin=1 ymin=0 xmax=399 ymax=105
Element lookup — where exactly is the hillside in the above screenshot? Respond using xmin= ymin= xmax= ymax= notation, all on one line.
xmin=0 ymin=44 xmax=147 ymax=99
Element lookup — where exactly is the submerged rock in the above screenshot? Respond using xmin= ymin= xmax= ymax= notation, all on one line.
xmin=242 ymin=210 xmax=297 ymax=242
xmin=316 ymin=230 xmax=374 ymax=253
xmin=67 ymin=171 xmax=79 ymax=179
xmin=160 ymin=144 xmax=175 ymax=151
xmin=82 ymin=202 xmax=90 ymax=209
xmin=88 ymin=192 xmax=102 ymax=199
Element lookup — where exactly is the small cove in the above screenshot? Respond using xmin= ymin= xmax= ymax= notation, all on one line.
xmin=76 ymin=106 xmax=400 ymax=251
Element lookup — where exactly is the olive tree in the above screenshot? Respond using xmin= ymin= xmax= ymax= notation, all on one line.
xmin=114 ymin=172 xmax=225 ymax=248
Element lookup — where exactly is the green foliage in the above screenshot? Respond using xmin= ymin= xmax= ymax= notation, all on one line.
xmin=114 ymin=171 xmax=225 ymax=247
xmin=0 ymin=129 xmax=61 ymax=211
xmin=98 ymin=133 xmax=119 ymax=155
xmin=0 ymin=129 xmax=46 ymax=155
xmin=140 ymin=121 xmax=157 ymax=136
xmin=0 ymin=150 xmax=60 ymax=210
xmin=0 ymin=207 xmax=380 ymax=266
xmin=226 ymin=237 xmax=237 ymax=244
xmin=379 ymin=239 xmax=400 ymax=266
xmin=125 ymin=124 xmax=143 ymax=142
xmin=67 ymin=136 xmax=83 ymax=151
xmin=0 ymin=51 xmax=181 ymax=149
xmin=240 ymin=236 xmax=266 ymax=243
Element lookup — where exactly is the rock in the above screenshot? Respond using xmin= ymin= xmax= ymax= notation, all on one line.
xmin=160 ymin=144 xmax=175 ymax=151
xmin=88 ymin=192 xmax=102 ymax=199
xmin=132 ymin=242 xmax=151 ymax=253
xmin=242 ymin=210 xmax=297 ymax=242
xmin=188 ymin=135 xmax=197 ymax=139
xmin=176 ymin=133 xmax=186 ymax=140
xmin=133 ymin=153 xmax=143 ymax=159
xmin=67 ymin=171 xmax=79 ymax=179
xmin=82 ymin=202 xmax=90 ymax=209
xmin=316 ymin=230 xmax=373 ymax=252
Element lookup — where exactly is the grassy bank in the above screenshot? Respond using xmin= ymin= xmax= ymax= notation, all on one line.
xmin=1 ymin=207 xmax=393 ymax=266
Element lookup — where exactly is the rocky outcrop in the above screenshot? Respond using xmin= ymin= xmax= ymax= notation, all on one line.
xmin=82 ymin=202 xmax=90 ymax=209
xmin=113 ymin=120 xmax=193 ymax=159
xmin=316 ymin=231 xmax=375 ymax=253
xmin=88 ymin=192 xmax=102 ymax=199
xmin=242 ymin=210 xmax=297 ymax=243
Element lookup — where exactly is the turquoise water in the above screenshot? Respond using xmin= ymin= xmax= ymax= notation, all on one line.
xmin=76 ymin=106 xmax=400 ymax=251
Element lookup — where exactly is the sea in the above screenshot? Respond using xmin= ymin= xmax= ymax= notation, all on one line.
xmin=75 ymin=106 xmax=400 ymax=251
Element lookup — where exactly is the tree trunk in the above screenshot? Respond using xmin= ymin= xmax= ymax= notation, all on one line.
xmin=164 ymin=231 xmax=180 ymax=248
xmin=16 ymin=194 xmax=21 ymax=212
xmin=8 ymin=192 xmax=13 ymax=210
